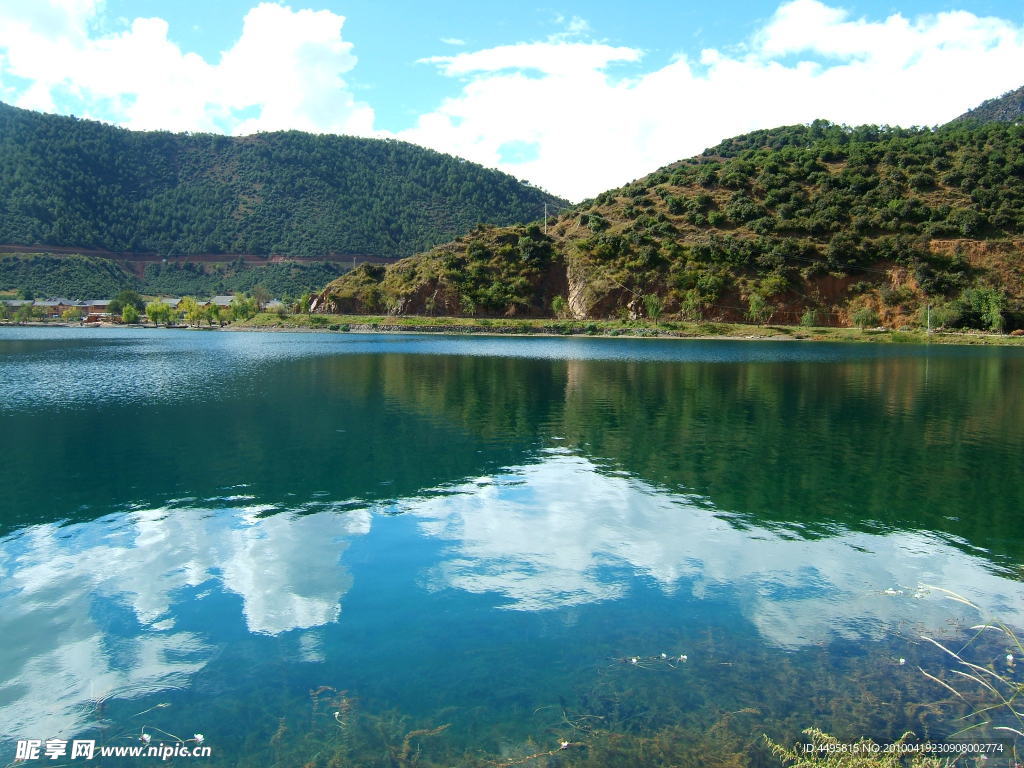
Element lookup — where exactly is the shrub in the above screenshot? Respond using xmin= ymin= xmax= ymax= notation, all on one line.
xmin=852 ymin=306 xmax=880 ymax=329
xmin=551 ymin=295 xmax=569 ymax=318
xmin=800 ymin=308 xmax=821 ymax=327
xmin=746 ymin=293 xmax=771 ymax=325
xmin=642 ymin=293 xmax=664 ymax=323
xmin=925 ymin=303 xmax=960 ymax=329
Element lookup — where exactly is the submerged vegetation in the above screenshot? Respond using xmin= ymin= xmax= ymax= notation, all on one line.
xmin=318 ymin=120 xmax=1024 ymax=332
xmin=95 ymin=618 xmax=1014 ymax=768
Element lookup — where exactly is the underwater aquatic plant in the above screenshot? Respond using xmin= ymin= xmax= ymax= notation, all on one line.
xmin=914 ymin=585 xmax=1023 ymax=743
xmin=766 ymin=729 xmax=945 ymax=767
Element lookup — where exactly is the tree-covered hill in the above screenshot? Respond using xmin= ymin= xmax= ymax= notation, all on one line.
xmin=315 ymin=119 xmax=1024 ymax=330
xmin=0 ymin=102 xmax=565 ymax=259
xmin=0 ymin=252 xmax=348 ymax=300
xmin=141 ymin=259 xmax=345 ymax=298
xmin=0 ymin=254 xmax=137 ymax=299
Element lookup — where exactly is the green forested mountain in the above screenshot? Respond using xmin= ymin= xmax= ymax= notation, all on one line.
xmin=953 ymin=85 xmax=1024 ymax=124
xmin=141 ymin=259 xmax=345 ymax=297
xmin=0 ymin=102 xmax=564 ymax=259
xmin=0 ymin=254 xmax=137 ymax=298
xmin=0 ymin=253 xmax=347 ymax=299
xmin=316 ymin=119 xmax=1024 ymax=330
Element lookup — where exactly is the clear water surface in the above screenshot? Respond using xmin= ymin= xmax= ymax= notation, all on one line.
xmin=1 ymin=327 xmax=1022 ymax=766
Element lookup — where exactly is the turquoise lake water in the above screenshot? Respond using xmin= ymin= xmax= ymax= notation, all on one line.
xmin=0 ymin=327 xmax=1022 ymax=766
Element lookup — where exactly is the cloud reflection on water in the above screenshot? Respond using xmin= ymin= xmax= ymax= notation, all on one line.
xmin=1 ymin=454 xmax=1021 ymax=742
xmin=0 ymin=504 xmax=368 ymax=740
xmin=410 ymin=453 xmax=1024 ymax=645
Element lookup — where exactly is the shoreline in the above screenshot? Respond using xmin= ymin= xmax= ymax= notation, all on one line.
xmin=5 ymin=316 xmax=1024 ymax=346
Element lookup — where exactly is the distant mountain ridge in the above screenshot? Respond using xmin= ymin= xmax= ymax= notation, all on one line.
xmin=0 ymin=102 xmax=565 ymax=260
xmin=952 ymin=84 xmax=1024 ymax=124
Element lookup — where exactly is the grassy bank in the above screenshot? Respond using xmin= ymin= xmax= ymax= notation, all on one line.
xmin=230 ymin=313 xmax=1024 ymax=346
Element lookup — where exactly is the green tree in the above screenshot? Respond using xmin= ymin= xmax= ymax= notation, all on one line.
xmin=229 ymin=295 xmax=256 ymax=321
xmin=642 ymin=293 xmax=664 ymax=324
xmin=108 ymin=290 xmax=144 ymax=317
xmin=746 ymin=293 xmax=771 ymax=325
xmin=852 ymin=306 xmax=880 ymax=329
xmin=981 ymin=290 xmax=1006 ymax=332
xmin=250 ymin=284 xmax=271 ymax=311
xmin=551 ymin=295 xmax=569 ymax=319
xmin=179 ymin=296 xmax=203 ymax=327
xmin=61 ymin=307 xmax=83 ymax=323
xmin=121 ymin=303 xmax=139 ymax=323
xmin=146 ymin=300 xmax=169 ymax=326
xmin=800 ymin=308 xmax=820 ymax=327
xmin=678 ymin=289 xmax=703 ymax=322
xmin=15 ymin=303 xmax=36 ymax=324
xmin=207 ymin=304 xmax=227 ymax=326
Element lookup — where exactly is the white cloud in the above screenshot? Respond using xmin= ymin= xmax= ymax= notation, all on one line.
xmin=0 ymin=0 xmax=374 ymax=135
xmin=441 ymin=37 xmax=466 ymax=46
xmin=2 ymin=1 xmax=1024 ymax=201
xmin=401 ymin=0 xmax=1024 ymax=200
xmin=550 ymin=14 xmax=593 ymax=40
xmin=419 ymin=41 xmax=640 ymax=77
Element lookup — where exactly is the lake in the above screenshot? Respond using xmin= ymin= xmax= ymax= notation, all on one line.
xmin=1 ymin=327 xmax=1022 ymax=767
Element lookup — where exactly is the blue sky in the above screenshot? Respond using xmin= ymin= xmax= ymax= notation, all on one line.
xmin=2 ymin=0 xmax=1023 ymax=199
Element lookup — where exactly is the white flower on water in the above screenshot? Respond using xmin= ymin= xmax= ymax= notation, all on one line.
xmin=1007 ymin=654 xmax=1015 ymax=664
xmin=559 ymin=741 xmax=569 ymax=750
xmin=899 ymin=658 xmax=906 ymax=665
xmin=140 ymin=734 xmax=152 ymax=745
xmin=679 ymin=654 xmax=688 ymax=662
xmin=193 ymin=734 xmax=204 ymax=745
xmin=630 ymin=657 xmax=638 ymax=665
xmin=660 ymin=652 xmax=667 ymax=659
